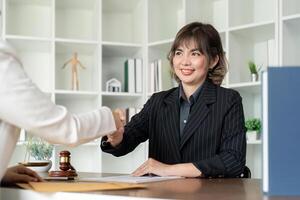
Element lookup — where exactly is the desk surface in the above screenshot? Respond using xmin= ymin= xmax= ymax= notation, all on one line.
xmin=1 ymin=173 xmax=300 ymax=200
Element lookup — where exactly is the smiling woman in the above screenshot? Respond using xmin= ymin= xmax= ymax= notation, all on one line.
xmin=167 ymin=23 xmax=227 ymax=100
xmin=168 ymin=22 xmax=227 ymax=89
xmin=172 ymin=42 xmax=212 ymax=98
xmin=101 ymin=22 xmax=246 ymax=178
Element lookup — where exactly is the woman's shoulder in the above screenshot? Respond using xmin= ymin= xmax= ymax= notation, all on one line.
xmin=150 ymin=87 xmax=178 ymax=99
xmin=147 ymin=87 xmax=179 ymax=106
xmin=216 ymin=85 xmax=242 ymax=102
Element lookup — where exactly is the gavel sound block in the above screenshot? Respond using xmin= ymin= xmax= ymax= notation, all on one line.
xmin=49 ymin=150 xmax=78 ymax=178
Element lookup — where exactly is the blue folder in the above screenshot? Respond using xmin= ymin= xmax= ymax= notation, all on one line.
xmin=262 ymin=67 xmax=300 ymax=196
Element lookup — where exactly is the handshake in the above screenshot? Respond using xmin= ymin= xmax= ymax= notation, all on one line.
xmin=110 ymin=109 xmax=126 ymax=147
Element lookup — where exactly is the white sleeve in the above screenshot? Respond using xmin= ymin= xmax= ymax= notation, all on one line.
xmin=0 ymin=51 xmax=116 ymax=146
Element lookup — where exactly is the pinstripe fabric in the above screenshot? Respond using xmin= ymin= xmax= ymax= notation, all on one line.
xmin=101 ymin=79 xmax=246 ymax=177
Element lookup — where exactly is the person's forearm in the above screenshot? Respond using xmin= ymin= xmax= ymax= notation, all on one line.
xmin=167 ymin=163 xmax=202 ymax=177
xmin=0 ymin=52 xmax=116 ymax=145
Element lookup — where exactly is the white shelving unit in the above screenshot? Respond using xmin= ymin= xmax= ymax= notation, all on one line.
xmin=2 ymin=0 xmax=299 ymax=178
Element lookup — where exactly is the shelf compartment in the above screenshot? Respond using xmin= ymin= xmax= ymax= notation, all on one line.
xmin=148 ymin=0 xmax=183 ymax=43
xmin=228 ymin=23 xmax=275 ymax=84
xmin=7 ymin=38 xmax=52 ymax=92
xmin=55 ymin=93 xmax=100 ymax=114
xmin=282 ymin=0 xmax=300 ymax=17
xmin=226 ymin=82 xmax=261 ymax=119
xmin=148 ymin=43 xmax=175 ymax=92
xmin=55 ymin=0 xmax=99 ymax=40
xmin=237 ymin=90 xmax=261 ymax=120
xmin=282 ymin=17 xmax=300 ymax=66
xmin=102 ymin=0 xmax=144 ymax=44
xmin=185 ymin=0 xmax=227 ymax=31
xmin=102 ymin=45 xmax=142 ymax=92
xmin=5 ymin=0 xmax=52 ymax=38
xmin=228 ymin=0 xmax=275 ymax=28
xmin=55 ymin=41 xmax=99 ymax=92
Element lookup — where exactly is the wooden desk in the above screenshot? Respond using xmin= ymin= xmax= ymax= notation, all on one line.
xmin=1 ymin=173 xmax=300 ymax=200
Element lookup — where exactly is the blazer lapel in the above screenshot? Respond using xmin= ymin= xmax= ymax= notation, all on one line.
xmin=180 ymin=80 xmax=217 ymax=150
xmin=162 ymin=88 xmax=181 ymax=160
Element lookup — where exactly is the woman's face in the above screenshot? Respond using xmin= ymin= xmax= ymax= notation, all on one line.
xmin=172 ymin=39 xmax=212 ymax=88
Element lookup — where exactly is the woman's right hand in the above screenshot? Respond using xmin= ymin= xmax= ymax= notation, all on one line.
xmin=112 ymin=108 xmax=125 ymax=129
xmin=108 ymin=109 xmax=126 ymax=147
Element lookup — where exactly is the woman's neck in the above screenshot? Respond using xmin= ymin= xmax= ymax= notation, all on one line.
xmin=182 ymin=81 xmax=204 ymax=99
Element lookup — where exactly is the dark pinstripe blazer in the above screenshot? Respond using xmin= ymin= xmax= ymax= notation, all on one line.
xmin=101 ymin=80 xmax=246 ymax=177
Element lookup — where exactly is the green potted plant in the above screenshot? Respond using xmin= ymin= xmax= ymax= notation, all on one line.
xmin=245 ymin=118 xmax=262 ymax=142
xmin=248 ymin=61 xmax=260 ymax=82
xmin=23 ymin=136 xmax=54 ymax=172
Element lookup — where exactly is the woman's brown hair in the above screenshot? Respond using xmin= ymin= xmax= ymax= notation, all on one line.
xmin=168 ymin=22 xmax=227 ymax=85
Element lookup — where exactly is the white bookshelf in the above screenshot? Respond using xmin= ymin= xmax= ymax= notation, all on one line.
xmin=3 ymin=0 xmax=299 ymax=178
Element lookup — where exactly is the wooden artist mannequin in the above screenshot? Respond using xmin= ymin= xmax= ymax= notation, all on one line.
xmin=62 ymin=52 xmax=86 ymax=90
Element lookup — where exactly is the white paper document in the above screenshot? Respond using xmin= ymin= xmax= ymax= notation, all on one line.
xmin=80 ymin=175 xmax=183 ymax=183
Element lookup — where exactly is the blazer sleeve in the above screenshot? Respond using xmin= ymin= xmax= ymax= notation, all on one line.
xmin=0 ymin=50 xmax=116 ymax=146
xmin=101 ymin=95 xmax=154 ymax=156
xmin=194 ymin=91 xmax=247 ymax=177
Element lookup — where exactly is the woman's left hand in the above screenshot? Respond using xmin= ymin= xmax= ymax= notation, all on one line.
xmin=132 ymin=158 xmax=171 ymax=177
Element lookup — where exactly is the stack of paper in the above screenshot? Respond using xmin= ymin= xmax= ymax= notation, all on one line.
xmin=80 ymin=175 xmax=183 ymax=183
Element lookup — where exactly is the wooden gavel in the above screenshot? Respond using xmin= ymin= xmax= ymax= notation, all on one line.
xmin=49 ymin=150 xmax=78 ymax=178
xmin=59 ymin=151 xmax=75 ymax=171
